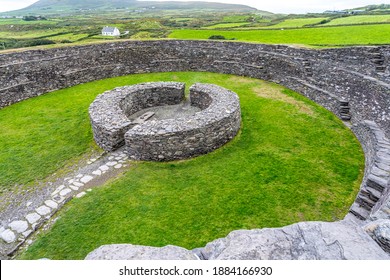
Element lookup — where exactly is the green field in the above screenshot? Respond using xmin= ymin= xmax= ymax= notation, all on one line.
xmin=0 ymin=18 xmax=58 ymax=25
xmin=204 ymin=22 xmax=251 ymax=29
xmin=14 ymin=72 xmax=364 ymax=259
xmin=222 ymin=15 xmax=251 ymax=22
xmin=47 ymin=33 xmax=90 ymax=42
xmin=262 ymin=17 xmax=328 ymax=29
xmin=169 ymin=24 xmax=390 ymax=46
xmin=325 ymin=15 xmax=390 ymax=25
xmin=0 ymin=29 xmax=67 ymax=39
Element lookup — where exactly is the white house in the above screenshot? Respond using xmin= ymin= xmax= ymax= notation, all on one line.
xmin=101 ymin=26 xmax=120 ymax=36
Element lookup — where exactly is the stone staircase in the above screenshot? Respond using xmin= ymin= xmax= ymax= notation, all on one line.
xmin=350 ymin=121 xmax=390 ymax=220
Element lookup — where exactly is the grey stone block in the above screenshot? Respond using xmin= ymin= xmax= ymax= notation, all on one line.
xmin=85 ymin=244 xmax=198 ymax=260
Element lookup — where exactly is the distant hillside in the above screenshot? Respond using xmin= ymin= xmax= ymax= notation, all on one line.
xmin=348 ymin=3 xmax=390 ymax=11
xmin=4 ymin=0 xmax=258 ymax=15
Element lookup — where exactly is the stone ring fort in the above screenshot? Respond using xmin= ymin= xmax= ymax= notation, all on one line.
xmin=0 ymin=40 xmax=389 ymax=259
xmin=89 ymin=82 xmax=241 ymax=161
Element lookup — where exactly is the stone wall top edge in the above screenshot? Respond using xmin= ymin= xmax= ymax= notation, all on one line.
xmin=1 ymin=40 xmax=389 ymax=59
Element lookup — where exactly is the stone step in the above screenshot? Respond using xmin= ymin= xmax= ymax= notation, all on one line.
xmin=376 ymin=66 xmax=386 ymax=71
xmin=360 ymin=188 xmax=380 ymax=203
xmin=349 ymin=203 xmax=370 ymax=220
xmin=370 ymin=53 xmax=383 ymax=59
xmin=356 ymin=195 xmax=376 ymax=210
xmin=366 ymin=174 xmax=386 ymax=192
xmin=341 ymin=115 xmax=351 ymax=121
xmin=365 ymin=186 xmax=383 ymax=201
xmin=372 ymin=59 xmax=385 ymax=65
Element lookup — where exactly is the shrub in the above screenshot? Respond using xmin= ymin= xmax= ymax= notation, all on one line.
xmin=208 ymin=35 xmax=226 ymax=40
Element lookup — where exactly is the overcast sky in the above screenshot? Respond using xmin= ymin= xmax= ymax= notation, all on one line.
xmin=0 ymin=0 xmax=390 ymax=14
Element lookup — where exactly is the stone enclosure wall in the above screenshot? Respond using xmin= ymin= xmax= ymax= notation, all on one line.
xmin=1 ymin=40 xmax=390 ymax=257
xmin=89 ymin=82 xmax=185 ymax=151
xmin=89 ymin=82 xmax=241 ymax=161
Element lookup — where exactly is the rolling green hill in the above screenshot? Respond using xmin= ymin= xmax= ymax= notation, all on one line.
xmin=3 ymin=0 xmax=258 ymax=15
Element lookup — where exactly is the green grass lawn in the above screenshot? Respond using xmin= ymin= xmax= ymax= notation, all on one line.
xmin=16 ymin=72 xmax=364 ymax=259
xmin=325 ymin=15 xmax=390 ymax=26
xmin=169 ymin=24 xmax=390 ymax=46
xmin=262 ymin=17 xmax=328 ymax=29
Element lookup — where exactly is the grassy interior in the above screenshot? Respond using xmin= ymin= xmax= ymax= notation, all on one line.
xmin=12 ymin=72 xmax=364 ymax=259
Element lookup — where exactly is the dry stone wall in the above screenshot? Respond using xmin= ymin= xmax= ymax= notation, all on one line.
xmin=1 ymin=40 xmax=390 ymax=258
xmin=89 ymin=82 xmax=241 ymax=161
xmin=89 ymin=82 xmax=185 ymax=151
xmin=125 ymin=83 xmax=241 ymax=161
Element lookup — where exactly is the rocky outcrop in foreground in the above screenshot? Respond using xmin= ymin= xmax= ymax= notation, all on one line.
xmin=85 ymin=220 xmax=389 ymax=260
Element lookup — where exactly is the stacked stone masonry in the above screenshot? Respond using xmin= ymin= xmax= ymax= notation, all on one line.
xmin=89 ymin=82 xmax=186 ymax=151
xmin=1 ymin=40 xmax=390 ymax=258
xmin=351 ymin=121 xmax=390 ymax=220
xmin=89 ymin=82 xmax=241 ymax=161
xmin=124 ymin=83 xmax=241 ymax=161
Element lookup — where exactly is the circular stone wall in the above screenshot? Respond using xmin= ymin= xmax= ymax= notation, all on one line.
xmin=89 ymin=82 xmax=241 ymax=161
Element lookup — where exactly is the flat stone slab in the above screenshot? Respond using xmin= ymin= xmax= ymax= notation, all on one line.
xmin=36 ymin=205 xmax=51 ymax=216
xmin=25 ymin=213 xmax=41 ymax=224
xmin=1 ymin=229 xmax=16 ymax=244
xmin=85 ymin=244 xmax=198 ymax=260
xmin=80 ymin=175 xmax=93 ymax=184
xmin=9 ymin=220 xmax=28 ymax=233
xmin=99 ymin=165 xmax=109 ymax=171
xmin=130 ymin=111 xmax=155 ymax=124
xmin=75 ymin=192 xmax=87 ymax=198
xmin=59 ymin=188 xmax=72 ymax=196
xmin=44 ymin=200 xmax=58 ymax=209
xmin=200 ymin=220 xmax=390 ymax=260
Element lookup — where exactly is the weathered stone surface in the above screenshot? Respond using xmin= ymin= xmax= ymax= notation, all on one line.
xmin=72 ymin=182 xmax=84 ymax=187
xmin=85 ymin=244 xmax=198 ymax=260
xmin=92 ymin=170 xmax=102 ymax=176
xmin=374 ymin=223 xmax=390 ymax=253
xmin=80 ymin=175 xmax=93 ymax=184
xmin=89 ymin=82 xmax=241 ymax=162
xmin=75 ymin=192 xmax=87 ymax=198
xmin=124 ymin=83 xmax=241 ymax=162
xmin=36 ymin=205 xmax=51 ymax=216
xmin=44 ymin=200 xmax=58 ymax=209
xmin=1 ymin=229 xmax=16 ymax=244
xmin=89 ymin=82 xmax=185 ymax=151
xmin=59 ymin=188 xmax=72 ymax=196
xmin=99 ymin=165 xmax=109 ymax=171
xmin=25 ymin=213 xmax=41 ymax=224
xmin=200 ymin=221 xmax=389 ymax=260
xmin=9 ymin=220 xmax=28 ymax=233
xmin=364 ymin=219 xmax=390 ymax=253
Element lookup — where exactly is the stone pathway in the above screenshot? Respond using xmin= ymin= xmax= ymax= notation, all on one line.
xmin=0 ymin=148 xmax=129 ymax=258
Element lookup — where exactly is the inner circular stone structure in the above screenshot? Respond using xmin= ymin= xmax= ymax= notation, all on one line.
xmin=89 ymin=82 xmax=241 ymax=161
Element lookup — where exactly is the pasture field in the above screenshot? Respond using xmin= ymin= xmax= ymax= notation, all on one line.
xmin=261 ymin=17 xmax=328 ymax=29
xmin=324 ymin=14 xmax=390 ymax=25
xmin=204 ymin=22 xmax=251 ymax=29
xmin=222 ymin=14 xmax=252 ymax=22
xmin=0 ymin=18 xmax=58 ymax=25
xmin=169 ymin=24 xmax=390 ymax=46
xmin=13 ymin=72 xmax=364 ymax=259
